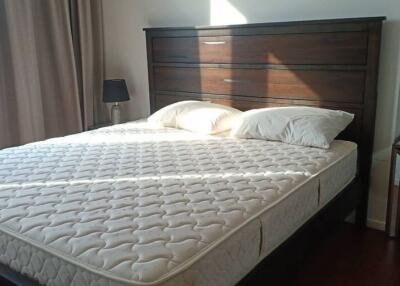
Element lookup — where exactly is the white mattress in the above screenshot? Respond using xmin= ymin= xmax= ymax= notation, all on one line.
xmin=0 ymin=121 xmax=357 ymax=286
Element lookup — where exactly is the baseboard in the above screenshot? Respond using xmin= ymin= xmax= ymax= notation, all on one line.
xmin=367 ymin=218 xmax=386 ymax=231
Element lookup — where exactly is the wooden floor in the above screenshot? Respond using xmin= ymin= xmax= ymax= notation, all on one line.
xmin=258 ymin=223 xmax=400 ymax=286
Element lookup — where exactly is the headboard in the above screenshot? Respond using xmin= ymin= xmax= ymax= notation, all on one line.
xmin=144 ymin=17 xmax=385 ymax=225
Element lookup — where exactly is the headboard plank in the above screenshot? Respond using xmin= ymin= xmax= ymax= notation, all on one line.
xmin=145 ymin=17 xmax=385 ymax=225
xmin=154 ymin=67 xmax=366 ymax=104
xmin=152 ymin=32 xmax=368 ymax=65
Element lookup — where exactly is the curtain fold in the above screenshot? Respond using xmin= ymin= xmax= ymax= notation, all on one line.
xmin=70 ymin=0 xmax=109 ymax=129
xmin=0 ymin=0 xmax=108 ymax=149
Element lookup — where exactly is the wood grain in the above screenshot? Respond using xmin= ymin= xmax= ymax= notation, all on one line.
xmin=154 ymin=67 xmax=365 ymax=103
xmin=153 ymin=32 xmax=368 ymax=65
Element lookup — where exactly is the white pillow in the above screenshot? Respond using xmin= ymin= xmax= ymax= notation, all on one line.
xmin=148 ymin=101 xmax=242 ymax=134
xmin=231 ymin=106 xmax=354 ymax=149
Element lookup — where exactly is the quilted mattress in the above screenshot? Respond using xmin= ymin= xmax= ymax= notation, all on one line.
xmin=0 ymin=121 xmax=357 ymax=286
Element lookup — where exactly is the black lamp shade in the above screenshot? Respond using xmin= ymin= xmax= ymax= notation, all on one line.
xmin=103 ymin=79 xmax=130 ymax=103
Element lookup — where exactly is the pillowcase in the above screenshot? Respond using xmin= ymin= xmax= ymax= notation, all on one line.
xmin=148 ymin=100 xmax=242 ymax=134
xmin=230 ymin=106 xmax=354 ymax=149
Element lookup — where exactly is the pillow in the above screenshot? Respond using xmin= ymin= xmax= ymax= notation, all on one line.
xmin=230 ymin=106 xmax=354 ymax=148
xmin=148 ymin=101 xmax=242 ymax=134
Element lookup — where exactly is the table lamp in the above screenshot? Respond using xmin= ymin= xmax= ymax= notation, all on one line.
xmin=103 ymin=79 xmax=130 ymax=125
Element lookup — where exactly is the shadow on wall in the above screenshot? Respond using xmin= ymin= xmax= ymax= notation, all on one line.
xmin=382 ymin=20 xmax=400 ymax=140
xmin=372 ymin=19 xmax=400 ymax=157
xmin=145 ymin=1 xmax=211 ymax=27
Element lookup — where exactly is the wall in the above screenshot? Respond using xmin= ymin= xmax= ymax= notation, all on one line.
xmin=102 ymin=0 xmax=149 ymax=120
xmin=368 ymin=0 xmax=400 ymax=230
xmin=102 ymin=0 xmax=400 ymax=230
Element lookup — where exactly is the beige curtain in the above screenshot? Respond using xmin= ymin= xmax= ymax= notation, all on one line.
xmin=70 ymin=0 xmax=109 ymax=129
xmin=0 ymin=0 xmax=108 ymax=149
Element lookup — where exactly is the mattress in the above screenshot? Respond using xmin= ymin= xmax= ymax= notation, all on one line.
xmin=0 ymin=121 xmax=357 ymax=286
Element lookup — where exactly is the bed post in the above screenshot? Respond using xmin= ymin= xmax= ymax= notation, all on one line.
xmin=355 ymin=20 xmax=383 ymax=227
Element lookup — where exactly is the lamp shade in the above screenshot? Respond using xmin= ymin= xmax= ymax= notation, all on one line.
xmin=103 ymin=79 xmax=130 ymax=103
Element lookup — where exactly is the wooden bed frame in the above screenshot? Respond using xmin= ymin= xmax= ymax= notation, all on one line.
xmin=143 ymin=17 xmax=384 ymax=284
xmin=0 ymin=17 xmax=384 ymax=286
xmin=144 ymin=17 xmax=384 ymax=226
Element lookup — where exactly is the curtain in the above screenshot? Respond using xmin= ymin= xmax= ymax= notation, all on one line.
xmin=70 ymin=0 xmax=109 ymax=129
xmin=0 ymin=0 xmax=108 ymax=149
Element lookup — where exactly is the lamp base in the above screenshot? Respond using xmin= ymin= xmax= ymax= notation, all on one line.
xmin=111 ymin=103 xmax=121 ymax=125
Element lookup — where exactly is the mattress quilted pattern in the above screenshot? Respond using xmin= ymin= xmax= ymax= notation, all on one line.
xmin=0 ymin=122 xmax=355 ymax=285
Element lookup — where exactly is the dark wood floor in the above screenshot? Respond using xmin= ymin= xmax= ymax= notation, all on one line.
xmin=251 ymin=223 xmax=400 ymax=286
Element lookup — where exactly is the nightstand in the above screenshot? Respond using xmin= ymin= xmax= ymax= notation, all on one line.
xmin=386 ymin=139 xmax=400 ymax=237
xmin=88 ymin=123 xmax=112 ymax=130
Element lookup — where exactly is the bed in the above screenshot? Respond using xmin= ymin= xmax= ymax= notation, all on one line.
xmin=0 ymin=17 xmax=384 ymax=286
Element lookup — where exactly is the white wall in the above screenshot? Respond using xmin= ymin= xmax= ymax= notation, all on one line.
xmin=102 ymin=0 xmax=150 ymax=120
xmin=369 ymin=0 xmax=400 ymax=230
xmin=102 ymin=0 xmax=400 ymax=230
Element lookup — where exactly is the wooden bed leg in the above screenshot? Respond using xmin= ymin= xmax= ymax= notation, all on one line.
xmin=355 ymin=179 xmax=368 ymax=228
xmin=355 ymin=203 xmax=367 ymax=228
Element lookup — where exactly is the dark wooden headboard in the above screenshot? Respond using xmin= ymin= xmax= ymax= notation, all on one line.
xmin=144 ymin=17 xmax=385 ymax=225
